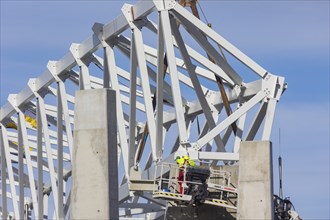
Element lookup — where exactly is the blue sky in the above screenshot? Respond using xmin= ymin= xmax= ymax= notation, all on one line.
xmin=1 ymin=1 xmax=329 ymax=219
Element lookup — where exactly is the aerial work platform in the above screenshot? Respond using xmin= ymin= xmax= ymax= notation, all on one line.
xmin=152 ymin=163 xmax=237 ymax=211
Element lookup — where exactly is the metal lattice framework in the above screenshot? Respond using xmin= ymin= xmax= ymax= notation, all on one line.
xmin=0 ymin=1 xmax=286 ymax=219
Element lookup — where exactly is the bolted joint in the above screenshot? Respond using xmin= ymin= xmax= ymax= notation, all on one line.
xmin=47 ymin=60 xmax=57 ymax=72
xmin=69 ymin=43 xmax=86 ymax=67
xmin=191 ymin=142 xmax=200 ymax=151
xmin=262 ymin=73 xmax=282 ymax=100
xmin=27 ymin=79 xmax=37 ymax=93
xmin=92 ymin=22 xmax=110 ymax=48
xmin=134 ymin=17 xmax=148 ymax=30
xmin=121 ymin=4 xmax=135 ymax=28
xmin=180 ymin=140 xmax=189 ymax=145
xmin=261 ymin=73 xmax=282 ymax=100
xmin=7 ymin=94 xmax=18 ymax=110
xmin=122 ymin=4 xmax=148 ymax=30
xmin=164 ymin=0 xmax=177 ymax=10
xmin=187 ymin=148 xmax=199 ymax=160
xmin=47 ymin=61 xmax=61 ymax=82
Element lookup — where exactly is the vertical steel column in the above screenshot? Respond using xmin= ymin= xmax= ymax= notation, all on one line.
xmin=57 ymin=81 xmax=74 ymax=156
xmin=37 ymin=97 xmax=59 ymax=219
xmin=79 ymin=65 xmax=91 ymax=90
xmin=103 ymin=45 xmax=111 ymax=88
xmin=36 ymin=98 xmax=44 ymax=220
xmin=17 ymin=113 xmax=25 ymax=219
xmin=17 ymin=111 xmax=38 ymax=219
xmin=104 ymin=45 xmax=130 ymax=178
xmin=262 ymin=99 xmax=277 ymax=140
xmin=57 ymin=82 xmax=64 ymax=219
xmin=156 ymin=11 xmax=165 ymax=160
xmin=129 ymin=33 xmax=138 ymax=169
xmin=69 ymin=44 xmax=91 ymax=90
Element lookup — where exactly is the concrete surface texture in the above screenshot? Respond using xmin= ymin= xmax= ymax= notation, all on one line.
xmin=237 ymin=141 xmax=274 ymax=220
xmin=70 ymin=89 xmax=118 ymax=219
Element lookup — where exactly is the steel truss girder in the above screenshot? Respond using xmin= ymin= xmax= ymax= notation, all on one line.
xmin=0 ymin=1 xmax=286 ymax=219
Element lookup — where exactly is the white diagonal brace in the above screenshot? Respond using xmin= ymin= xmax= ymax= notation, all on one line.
xmin=94 ymin=20 xmax=131 ymax=176
xmin=171 ymin=16 xmax=226 ymax=152
xmin=0 ymin=125 xmax=19 ymax=218
xmin=195 ymin=91 xmax=266 ymax=150
xmin=132 ymin=26 xmax=158 ymax=160
xmin=171 ymin=10 xmax=242 ymax=86
xmin=37 ymin=70 xmax=74 ymax=158
xmin=122 ymin=5 xmax=158 ymax=161
xmin=144 ymin=18 xmax=235 ymax=86
xmin=36 ymin=96 xmax=59 ymax=219
xmin=172 ymin=3 xmax=267 ymax=78
xmin=104 ymin=45 xmax=130 ymax=179
xmin=57 ymin=81 xmax=73 ymax=157
xmin=115 ymin=35 xmax=199 ymax=101
xmin=17 ymin=111 xmax=39 ymax=219
xmin=160 ymin=9 xmax=188 ymax=145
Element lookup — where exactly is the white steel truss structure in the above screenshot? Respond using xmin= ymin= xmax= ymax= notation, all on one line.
xmin=0 ymin=1 xmax=286 ymax=219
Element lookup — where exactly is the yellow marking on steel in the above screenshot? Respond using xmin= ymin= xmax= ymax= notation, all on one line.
xmin=210 ymin=199 xmax=227 ymax=204
xmin=10 ymin=141 xmax=33 ymax=151
xmin=154 ymin=191 xmax=183 ymax=198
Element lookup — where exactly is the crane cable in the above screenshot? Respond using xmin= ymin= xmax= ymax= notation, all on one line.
xmin=191 ymin=0 xmax=237 ymax=135
xmin=197 ymin=1 xmax=210 ymax=27
xmin=198 ymin=1 xmax=228 ymax=62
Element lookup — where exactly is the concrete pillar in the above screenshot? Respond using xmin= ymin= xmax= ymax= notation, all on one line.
xmin=237 ymin=141 xmax=274 ymax=220
xmin=71 ymin=89 xmax=118 ymax=219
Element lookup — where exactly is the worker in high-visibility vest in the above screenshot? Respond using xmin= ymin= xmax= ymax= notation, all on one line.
xmin=176 ymin=155 xmax=195 ymax=194
xmin=176 ymin=156 xmax=185 ymax=165
xmin=183 ymin=155 xmax=196 ymax=167
xmin=176 ymin=155 xmax=196 ymax=167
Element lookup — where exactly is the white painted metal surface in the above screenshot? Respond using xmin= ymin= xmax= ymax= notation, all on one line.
xmin=0 ymin=0 xmax=286 ymax=219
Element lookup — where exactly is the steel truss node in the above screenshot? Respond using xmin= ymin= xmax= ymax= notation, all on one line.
xmin=0 ymin=1 xmax=286 ymax=219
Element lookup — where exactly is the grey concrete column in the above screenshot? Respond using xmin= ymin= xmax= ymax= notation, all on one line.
xmin=237 ymin=141 xmax=274 ymax=220
xmin=71 ymin=89 xmax=118 ymax=219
